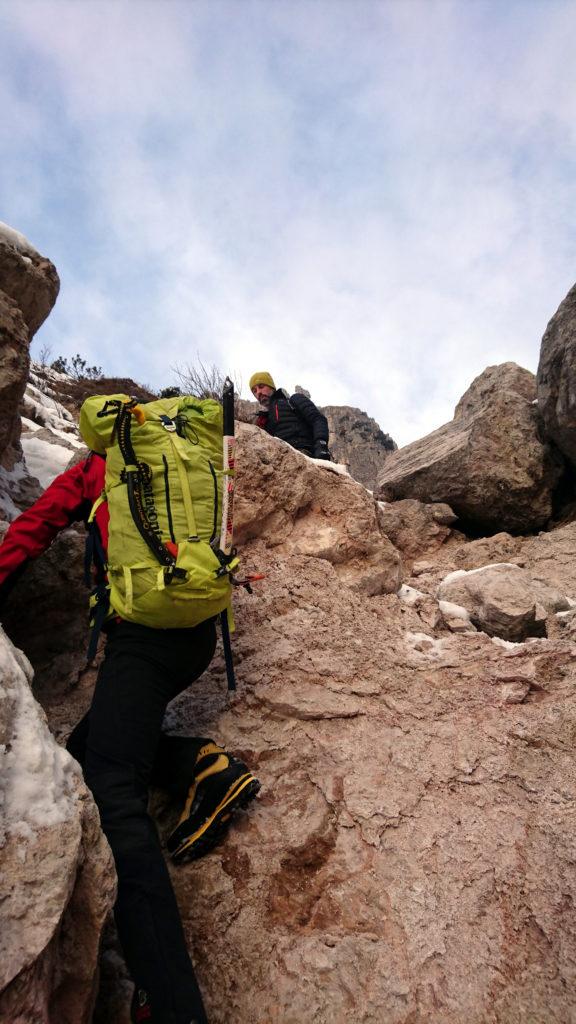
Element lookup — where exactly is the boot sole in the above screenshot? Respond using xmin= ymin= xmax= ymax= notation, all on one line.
xmin=169 ymin=775 xmax=261 ymax=864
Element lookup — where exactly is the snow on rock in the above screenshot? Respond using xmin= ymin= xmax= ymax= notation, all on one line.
xmin=440 ymin=562 xmax=521 ymax=587
xmin=0 ymin=220 xmax=39 ymax=257
xmin=0 ymin=626 xmax=81 ymax=840
xmin=398 ymin=584 xmax=426 ymax=606
xmin=404 ymin=631 xmax=448 ymax=658
xmin=23 ymin=378 xmax=75 ymax=431
xmin=438 ymin=562 xmax=572 ymax=642
xmin=438 ymin=599 xmax=475 ymax=631
xmin=20 ymin=434 xmax=78 ymax=490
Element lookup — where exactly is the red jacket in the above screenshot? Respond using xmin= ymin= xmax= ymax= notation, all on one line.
xmin=0 ymin=453 xmax=108 ymax=587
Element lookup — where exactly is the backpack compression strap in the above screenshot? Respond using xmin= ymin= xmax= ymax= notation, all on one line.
xmin=113 ymin=400 xmax=186 ymax=582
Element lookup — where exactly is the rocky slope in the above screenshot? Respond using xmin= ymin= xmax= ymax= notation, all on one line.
xmin=3 ymin=223 xmax=576 ymax=1023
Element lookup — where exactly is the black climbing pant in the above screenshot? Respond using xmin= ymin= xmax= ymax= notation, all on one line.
xmin=67 ymin=617 xmax=217 ymax=1024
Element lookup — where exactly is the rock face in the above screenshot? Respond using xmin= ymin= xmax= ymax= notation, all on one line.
xmin=161 ymin=544 xmax=576 ymax=1024
xmin=537 ymin=281 xmax=576 ymax=467
xmin=0 ymin=225 xmax=60 ymax=474
xmin=0 ymin=628 xmax=115 ymax=1024
xmin=437 ymin=562 xmax=571 ymax=641
xmin=377 ymin=362 xmax=564 ymax=533
xmin=321 ymin=405 xmax=396 ymax=489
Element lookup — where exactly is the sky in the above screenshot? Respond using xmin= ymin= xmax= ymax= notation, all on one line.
xmin=1 ymin=0 xmax=576 ymax=446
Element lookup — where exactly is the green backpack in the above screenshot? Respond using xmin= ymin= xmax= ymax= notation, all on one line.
xmin=79 ymin=393 xmax=238 ymax=633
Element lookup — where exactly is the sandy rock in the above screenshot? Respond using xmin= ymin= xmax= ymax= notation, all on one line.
xmin=235 ymin=424 xmax=402 ymax=595
xmin=377 ymin=498 xmax=457 ymax=562
xmin=377 ymin=363 xmax=564 ymax=532
xmin=0 ymin=229 xmax=59 ymax=474
xmin=0 ymin=628 xmax=115 ymax=1023
xmin=437 ymin=563 xmax=571 ymax=641
xmin=537 ymin=281 xmax=576 ymax=467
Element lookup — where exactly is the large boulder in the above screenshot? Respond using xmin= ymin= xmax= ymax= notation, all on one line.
xmin=377 ymin=362 xmax=563 ymax=533
xmin=0 ymin=628 xmax=115 ymax=1023
xmin=437 ymin=562 xmax=571 ymax=641
xmin=0 ymin=224 xmax=59 ymax=474
xmin=235 ymin=424 xmax=402 ymax=596
xmin=537 ymin=281 xmax=576 ymax=467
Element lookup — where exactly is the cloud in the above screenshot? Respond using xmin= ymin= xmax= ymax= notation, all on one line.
xmin=1 ymin=0 xmax=576 ymax=445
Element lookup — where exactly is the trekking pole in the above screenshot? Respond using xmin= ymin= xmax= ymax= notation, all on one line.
xmin=220 ymin=377 xmax=237 ymax=691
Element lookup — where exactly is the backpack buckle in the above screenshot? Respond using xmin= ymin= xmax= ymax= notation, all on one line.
xmin=159 ymin=415 xmax=177 ymax=432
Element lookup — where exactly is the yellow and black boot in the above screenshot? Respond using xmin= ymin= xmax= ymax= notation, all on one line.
xmin=167 ymin=742 xmax=260 ymax=864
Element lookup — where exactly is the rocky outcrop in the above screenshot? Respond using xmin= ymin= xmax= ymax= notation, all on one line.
xmin=235 ymin=424 xmax=402 ymax=596
xmin=537 ymin=281 xmax=576 ymax=467
xmin=437 ymin=563 xmax=572 ymax=641
xmin=0 ymin=628 xmax=115 ymax=1024
xmin=321 ymin=406 xmax=396 ymax=489
xmin=236 ymin=397 xmax=397 ymax=491
xmin=377 ymin=362 xmax=564 ymax=533
xmin=0 ymin=225 xmax=59 ymax=475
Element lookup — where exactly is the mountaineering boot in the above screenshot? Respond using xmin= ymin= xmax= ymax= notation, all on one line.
xmin=167 ymin=742 xmax=260 ymax=863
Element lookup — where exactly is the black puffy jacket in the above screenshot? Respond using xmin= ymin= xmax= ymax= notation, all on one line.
xmin=256 ymin=389 xmax=329 ymax=457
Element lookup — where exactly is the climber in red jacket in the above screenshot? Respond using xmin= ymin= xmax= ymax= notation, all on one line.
xmin=0 ymin=451 xmax=260 ymax=1024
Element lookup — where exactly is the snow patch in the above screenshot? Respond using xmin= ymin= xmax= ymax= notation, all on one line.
xmin=21 ymin=436 xmax=74 ymax=489
xmin=490 ymin=637 xmax=525 ymax=650
xmin=404 ymin=632 xmax=447 ymax=658
xmin=21 ymin=416 xmax=41 ymax=433
xmin=309 ymin=457 xmax=350 ymax=477
xmin=439 ymin=600 xmax=472 ymax=624
xmin=440 ymin=563 xmax=522 ymax=587
xmin=398 ymin=584 xmax=425 ymax=606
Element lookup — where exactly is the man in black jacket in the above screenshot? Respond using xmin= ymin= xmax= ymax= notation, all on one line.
xmin=249 ymin=371 xmax=330 ymax=460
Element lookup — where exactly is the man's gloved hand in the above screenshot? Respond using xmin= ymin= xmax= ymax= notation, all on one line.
xmin=313 ymin=440 xmax=331 ymax=460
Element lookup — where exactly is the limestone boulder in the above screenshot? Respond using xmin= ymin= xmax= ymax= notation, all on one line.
xmin=0 ymin=225 xmax=59 ymax=476
xmin=0 ymin=628 xmax=115 ymax=1024
xmin=235 ymin=424 xmax=402 ymax=596
xmin=377 ymin=362 xmax=564 ymax=533
xmin=437 ymin=562 xmax=571 ymax=641
xmin=537 ymin=281 xmax=576 ymax=467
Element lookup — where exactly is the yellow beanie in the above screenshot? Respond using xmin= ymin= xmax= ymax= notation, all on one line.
xmin=249 ymin=371 xmax=275 ymax=392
